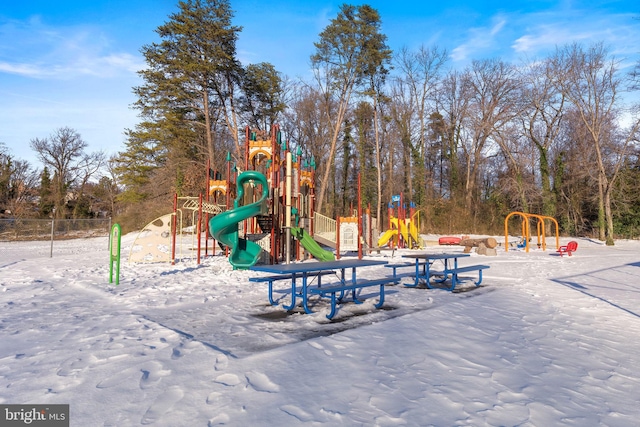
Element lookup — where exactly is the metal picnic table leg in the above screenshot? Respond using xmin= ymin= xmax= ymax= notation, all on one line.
xmin=326 ymin=268 xmax=350 ymax=319
xmin=336 ymin=268 xmax=348 ymax=301
xmin=444 ymin=258 xmax=461 ymax=291
xmin=267 ymin=280 xmax=277 ymax=305
xmin=432 ymin=258 xmax=448 ymax=284
xmin=301 ymin=273 xmax=313 ymax=314
xmin=474 ymin=269 xmax=484 ymax=286
xmin=374 ymin=284 xmax=385 ymax=308
xmin=404 ymin=259 xmax=421 ymax=288
xmin=425 ymin=260 xmax=437 ymax=289
xmin=282 ymin=273 xmax=298 ymax=311
xmin=350 ymin=266 xmax=363 ymax=304
xmin=326 ymin=293 xmax=338 ymax=319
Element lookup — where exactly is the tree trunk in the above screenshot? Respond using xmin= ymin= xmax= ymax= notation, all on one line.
xmin=604 ymin=181 xmax=615 ymax=246
xmin=373 ymin=100 xmax=382 ymax=236
xmin=597 ymin=174 xmax=606 ymax=241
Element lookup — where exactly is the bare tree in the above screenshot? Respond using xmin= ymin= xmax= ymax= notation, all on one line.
xmin=436 ymin=69 xmax=473 ymax=202
xmin=30 ymin=127 xmax=105 ymax=218
xmin=390 ymin=45 xmax=448 ymax=224
xmin=551 ymin=42 xmax=640 ymax=244
xmin=462 ymin=59 xmax=521 ymax=216
xmin=310 ymin=4 xmax=391 ymax=214
xmin=492 ymin=123 xmax=536 ymax=212
xmin=518 ymin=57 xmax=566 ymax=217
xmin=0 ymin=144 xmax=39 ymax=217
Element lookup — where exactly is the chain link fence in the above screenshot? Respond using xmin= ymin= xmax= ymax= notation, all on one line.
xmin=0 ymin=218 xmax=112 ymax=242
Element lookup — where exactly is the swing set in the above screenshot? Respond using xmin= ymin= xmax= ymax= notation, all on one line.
xmin=504 ymin=211 xmax=559 ymax=253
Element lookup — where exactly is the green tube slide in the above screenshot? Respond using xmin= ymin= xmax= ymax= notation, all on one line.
xmin=290 ymin=226 xmax=335 ymax=262
xmin=209 ymin=170 xmax=269 ymax=269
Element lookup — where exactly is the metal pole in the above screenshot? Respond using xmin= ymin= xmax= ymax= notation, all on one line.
xmin=171 ymin=193 xmax=177 ymax=265
xmin=50 ymin=217 xmax=54 ymax=258
xmin=285 ymin=151 xmax=292 ymax=264
xmin=197 ymin=193 xmax=203 ymax=264
xmin=358 ymin=173 xmax=362 ymax=259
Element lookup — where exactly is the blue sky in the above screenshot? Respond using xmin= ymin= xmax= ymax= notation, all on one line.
xmin=1 ymin=0 xmax=639 ymax=169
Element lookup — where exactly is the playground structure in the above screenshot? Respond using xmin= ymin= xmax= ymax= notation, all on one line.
xmin=208 ymin=126 xmax=383 ymax=268
xmin=504 ymin=211 xmax=560 ymax=253
xmin=377 ymin=196 xmax=423 ymax=250
xmin=130 ymin=125 xmax=378 ymax=269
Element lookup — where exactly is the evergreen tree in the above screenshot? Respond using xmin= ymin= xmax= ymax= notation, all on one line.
xmin=241 ymin=62 xmax=286 ymax=131
xmin=115 ymin=0 xmax=257 ymax=219
xmin=0 ymin=148 xmax=10 ymax=208
xmin=39 ymin=167 xmax=54 ymax=217
xmin=132 ymin=0 xmax=244 ymax=165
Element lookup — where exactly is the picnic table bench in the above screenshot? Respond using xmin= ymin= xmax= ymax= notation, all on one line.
xmin=430 ymin=264 xmax=490 ymax=291
xmin=402 ymin=253 xmax=490 ymax=291
xmin=248 ymin=270 xmax=336 ymax=305
xmin=384 ymin=260 xmax=430 ymax=279
xmin=307 ymin=276 xmax=399 ymax=319
xmin=250 ymin=259 xmax=394 ymax=319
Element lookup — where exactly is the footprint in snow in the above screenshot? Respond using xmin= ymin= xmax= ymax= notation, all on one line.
xmin=140 ymin=385 xmax=184 ymax=425
xmin=206 ymin=391 xmax=222 ymax=404
xmin=214 ymin=354 xmax=228 ymax=371
xmin=139 ymin=360 xmax=171 ymax=389
xmin=96 ymin=367 xmax=138 ymax=388
xmin=280 ymin=404 xmax=313 ymax=422
xmin=308 ymin=342 xmax=324 ymax=350
xmin=213 ymin=373 xmax=241 ymax=386
xmin=56 ymin=355 xmax=95 ymax=377
xmin=245 ymin=371 xmax=279 ymax=393
xmin=208 ymin=413 xmax=230 ymax=426
xmin=308 ymin=341 xmax=332 ymax=356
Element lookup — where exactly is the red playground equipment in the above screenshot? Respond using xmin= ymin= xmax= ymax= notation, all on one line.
xmin=557 ymin=241 xmax=578 ymax=256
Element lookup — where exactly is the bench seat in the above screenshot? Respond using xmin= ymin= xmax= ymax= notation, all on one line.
xmin=249 ymin=270 xmax=336 ymax=305
xmin=428 ymin=264 xmax=489 ymax=291
xmin=384 ymin=260 xmax=429 ymax=279
xmin=248 ymin=270 xmax=336 ymax=283
xmin=308 ymin=277 xmax=399 ymax=319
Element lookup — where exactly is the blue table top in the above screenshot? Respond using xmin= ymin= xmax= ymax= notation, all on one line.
xmin=402 ymin=253 xmax=470 ymax=260
xmin=250 ymin=258 xmax=388 ymax=274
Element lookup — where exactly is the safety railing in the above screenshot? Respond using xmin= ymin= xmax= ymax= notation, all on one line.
xmin=314 ymin=212 xmax=336 ymax=243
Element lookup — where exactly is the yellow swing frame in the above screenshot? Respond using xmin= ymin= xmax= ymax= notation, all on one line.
xmin=504 ymin=211 xmax=559 ymax=253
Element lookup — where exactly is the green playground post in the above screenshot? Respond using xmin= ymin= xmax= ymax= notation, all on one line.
xmin=109 ymin=223 xmax=122 ymax=285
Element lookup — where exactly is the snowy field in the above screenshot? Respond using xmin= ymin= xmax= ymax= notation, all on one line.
xmin=1 ymin=234 xmax=640 ymax=426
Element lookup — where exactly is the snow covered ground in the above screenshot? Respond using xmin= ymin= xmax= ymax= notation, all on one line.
xmin=1 ymin=234 xmax=640 ymax=426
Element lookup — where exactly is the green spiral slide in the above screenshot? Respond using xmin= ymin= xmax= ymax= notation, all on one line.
xmin=209 ymin=170 xmax=269 ymax=269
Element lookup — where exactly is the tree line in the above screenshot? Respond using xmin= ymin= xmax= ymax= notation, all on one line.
xmin=2 ymin=0 xmax=639 ymax=244
xmin=1 ymin=128 xmax=114 ymax=221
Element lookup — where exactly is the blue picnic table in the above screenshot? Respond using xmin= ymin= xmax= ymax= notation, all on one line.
xmin=400 ymin=253 xmax=489 ymax=291
xmin=249 ymin=259 xmax=395 ymax=319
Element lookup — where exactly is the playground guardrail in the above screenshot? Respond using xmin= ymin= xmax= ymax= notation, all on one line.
xmin=314 ymin=212 xmax=336 ymax=242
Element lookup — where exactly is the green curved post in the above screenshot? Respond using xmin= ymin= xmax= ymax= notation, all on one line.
xmin=109 ymin=223 xmax=122 ymax=285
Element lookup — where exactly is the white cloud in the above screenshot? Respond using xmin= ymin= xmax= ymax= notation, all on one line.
xmin=0 ymin=18 xmax=144 ymax=80
xmin=451 ymin=16 xmax=507 ymax=62
xmin=510 ymin=13 xmax=640 ymax=60
xmin=0 ymin=62 xmax=46 ymax=78
xmin=512 ymin=25 xmax=591 ymax=54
